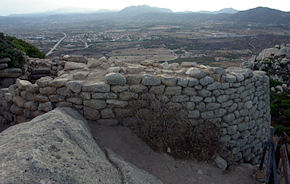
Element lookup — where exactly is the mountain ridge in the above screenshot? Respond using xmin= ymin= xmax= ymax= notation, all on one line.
xmin=1 ymin=6 xmax=289 ymax=25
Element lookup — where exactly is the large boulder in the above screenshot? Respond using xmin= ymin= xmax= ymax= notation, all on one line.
xmin=0 ymin=107 xmax=162 ymax=184
xmin=256 ymin=48 xmax=279 ymax=60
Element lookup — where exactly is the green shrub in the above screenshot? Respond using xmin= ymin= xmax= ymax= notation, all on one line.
xmin=284 ymin=109 xmax=290 ymax=119
xmin=274 ymin=125 xmax=290 ymax=136
xmin=0 ymin=44 xmax=25 ymax=68
xmin=0 ymin=33 xmax=45 ymax=68
xmin=6 ymin=36 xmax=45 ymax=59
xmin=269 ymin=79 xmax=282 ymax=87
xmin=281 ymin=99 xmax=290 ymax=109
xmin=270 ymin=102 xmax=279 ymax=116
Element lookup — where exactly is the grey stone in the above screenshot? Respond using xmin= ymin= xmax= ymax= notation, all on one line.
xmin=188 ymin=78 xmax=199 ymax=86
xmin=66 ymin=81 xmax=83 ymax=93
xmin=164 ymin=86 xmax=182 ymax=95
xmin=101 ymin=108 xmax=115 ymax=119
xmin=49 ymin=95 xmax=65 ymax=102
xmin=256 ymin=48 xmax=279 ymax=60
xmin=26 ymin=84 xmax=39 ymax=93
xmin=34 ymin=95 xmax=49 ymax=102
xmin=56 ymin=87 xmax=72 ymax=97
xmin=87 ymin=58 xmax=102 ymax=68
xmin=106 ymin=100 xmax=128 ymax=108
xmin=82 ymin=82 xmax=110 ymax=93
xmin=130 ymin=85 xmax=148 ymax=93
xmin=127 ymin=66 xmax=144 ymax=74
xmin=120 ymin=92 xmax=138 ymax=100
xmin=84 ymin=106 xmax=100 ymax=120
xmin=229 ymin=103 xmax=238 ymax=112
xmin=10 ymin=104 xmax=23 ymax=115
xmin=200 ymin=76 xmax=214 ymax=86
xmin=207 ymin=82 xmax=221 ymax=91
xmin=188 ymin=110 xmax=200 ymax=118
xmin=223 ymin=74 xmax=236 ymax=83
xmin=66 ymin=97 xmax=83 ymax=105
xmin=49 ymin=78 xmax=68 ymax=87
xmin=38 ymin=102 xmax=53 ymax=112
xmin=221 ymin=100 xmax=234 ymax=108
xmin=107 ymin=67 xmax=121 ymax=73
xmin=0 ymin=63 xmax=8 ymax=70
xmin=217 ymin=95 xmax=229 ymax=103
xmin=223 ymin=113 xmax=235 ymax=123
xmin=177 ymin=78 xmax=188 ymax=87
xmin=36 ymin=77 xmax=53 ymax=88
xmin=201 ymin=111 xmax=214 ymax=119
xmin=227 ymin=125 xmax=238 ymax=135
xmin=106 ymin=73 xmax=126 ymax=85
xmin=206 ymin=103 xmax=221 ymax=110
xmin=16 ymin=79 xmax=32 ymax=90
xmin=186 ymin=102 xmax=195 ymax=110
xmin=0 ymin=107 xmax=147 ymax=183
xmin=180 ymin=62 xmax=197 ymax=67
xmin=215 ymin=155 xmax=227 ymax=171
xmin=186 ymin=67 xmax=206 ymax=79
xmin=172 ymin=95 xmax=189 ymax=102
xmin=142 ymin=74 xmax=161 ymax=86
xmin=126 ymin=74 xmax=142 ymax=84
xmin=244 ymin=101 xmax=253 ymax=109
xmin=161 ymin=76 xmax=177 ymax=86
xmin=111 ymin=85 xmax=129 ymax=93
xmin=13 ymin=96 xmax=26 ymax=107
xmin=204 ymin=97 xmax=214 ymax=103
xmin=0 ymin=68 xmax=22 ymax=78
xmin=199 ymin=89 xmax=211 ymax=97
xmin=92 ymin=93 xmax=117 ymax=99
xmin=190 ymin=96 xmax=203 ymax=103
xmin=214 ymin=109 xmax=227 ymax=118
xmin=0 ymin=58 xmax=11 ymax=63
xmin=80 ymin=92 xmax=91 ymax=100
xmin=149 ymin=85 xmax=165 ymax=94
xmin=39 ymin=87 xmax=56 ymax=95
xmin=182 ymin=87 xmax=196 ymax=96
xmin=84 ymin=100 xmax=106 ymax=110
xmin=64 ymin=62 xmax=87 ymax=70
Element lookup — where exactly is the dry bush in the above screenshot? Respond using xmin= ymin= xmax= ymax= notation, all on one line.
xmin=129 ymin=95 xmax=223 ymax=161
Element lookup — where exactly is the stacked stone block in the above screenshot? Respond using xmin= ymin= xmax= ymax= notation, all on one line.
xmin=0 ymin=63 xmax=270 ymax=164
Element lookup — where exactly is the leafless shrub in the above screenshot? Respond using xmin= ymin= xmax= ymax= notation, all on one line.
xmin=129 ymin=95 xmax=224 ymax=161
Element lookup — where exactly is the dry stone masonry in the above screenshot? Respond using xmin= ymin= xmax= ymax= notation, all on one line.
xmin=0 ymin=56 xmax=271 ymax=163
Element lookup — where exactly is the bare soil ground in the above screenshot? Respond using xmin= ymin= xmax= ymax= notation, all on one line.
xmin=89 ymin=123 xmax=260 ymax=184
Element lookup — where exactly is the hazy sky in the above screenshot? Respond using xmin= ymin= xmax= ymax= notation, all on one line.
xmin=1 ymin=0 xmax=290 ymax=16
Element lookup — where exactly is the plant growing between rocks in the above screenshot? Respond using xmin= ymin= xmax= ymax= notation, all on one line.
xmin=127 ymin=95 xmax=225 ymax=161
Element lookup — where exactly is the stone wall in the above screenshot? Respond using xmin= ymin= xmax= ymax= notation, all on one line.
xmin=0 ymin=58 xmax=22 ymax=88
xmin=0 ymin=59 xmax=271 ymax=163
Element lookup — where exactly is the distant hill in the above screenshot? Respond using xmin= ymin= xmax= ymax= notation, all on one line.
xmin=198 ymin=8 xmax=238 ymax=14
xmin=0 ymin=33 xmax=45 ymax=68
xmin=119 ymin=5 xmax=173 ymax=16
xmin=232 ymin=7 xmax=290 ymax=24
xmin=2 ymin=6 xmax=289 ymax=26
xmin=9 ymin=7 xmax=117 ymax=17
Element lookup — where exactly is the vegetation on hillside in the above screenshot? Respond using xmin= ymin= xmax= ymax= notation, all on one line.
xmin=0 ymin=32 xmax=45 ymax=68
xmin=6 ymin=36 xmax=45 ymax=59
xmin=269 ymin=79 xmax=290 ymax=135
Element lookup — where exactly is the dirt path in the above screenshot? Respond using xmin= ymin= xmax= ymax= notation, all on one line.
xmin=89 ymin=123 xmax=260 ymax=184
